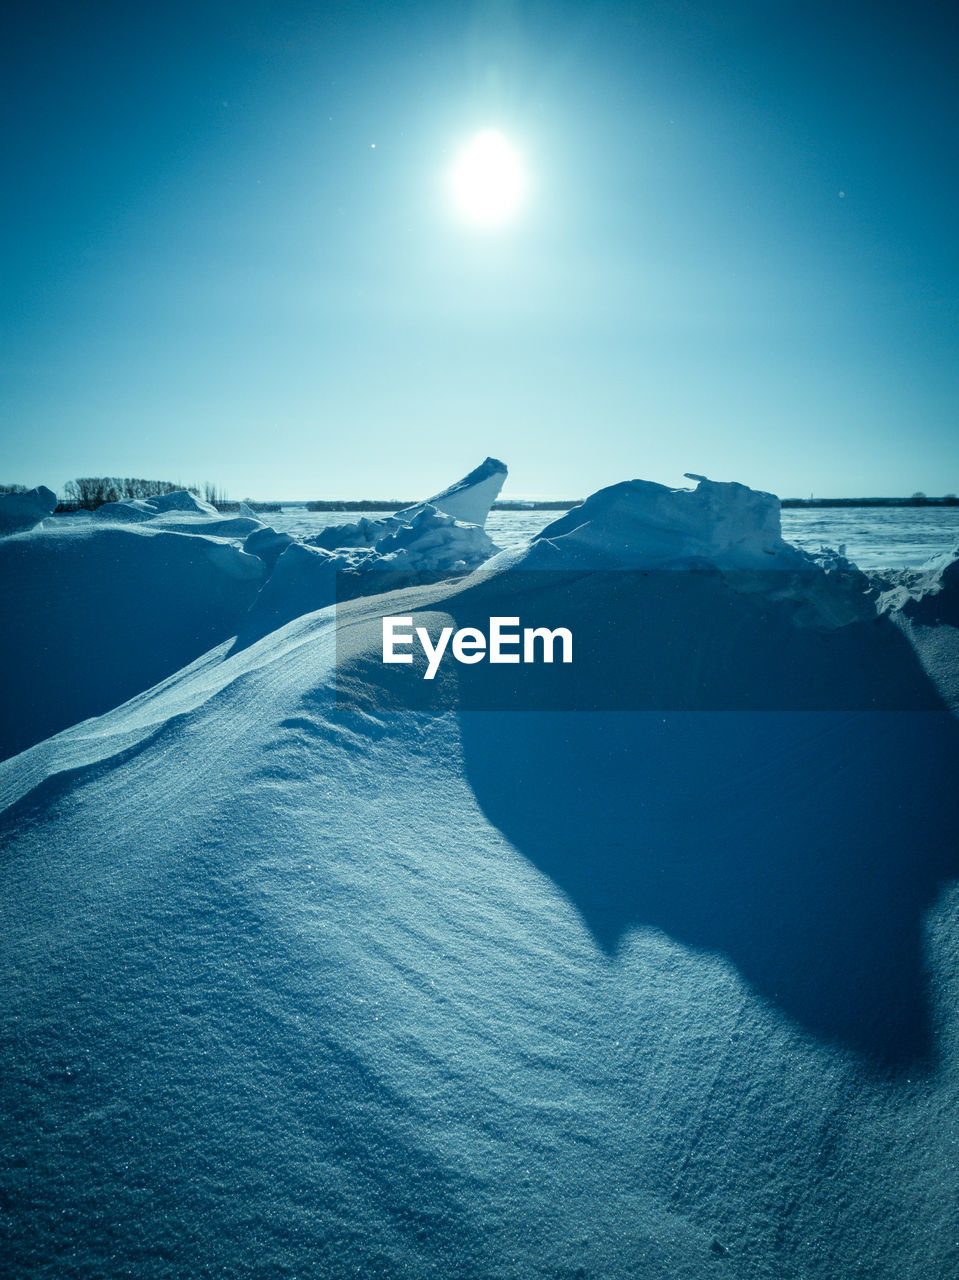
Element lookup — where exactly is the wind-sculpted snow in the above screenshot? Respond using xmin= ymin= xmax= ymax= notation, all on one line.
xmin=237 ymin=506 xmax=498 ymax=647
xmin=2 ymin=472 xmax=959 ymax=1280
xmin=0 ymin=463 xmax=508 ymax=755
xmin=369 ymin=504 xmax=498 ymax=571
xmin=877 ymin=548 xmax=959 ymax=710
xmin=243 ymin=523 xmax=296 ymax=568
xmin=305 ymin=456 xmax=506 ymax=553
xmin=0 ymin=523 xmax=266 ymax=761
xmin=92 ymin=488 xmax=220 ymax=522
xmin=0 ymin=484 xmax=57 ymax=534
xmin=527 ymin=474 xmax=814 ymax=569
xmin=91 ymin=489 xmax=264 ymax=538
xmin=419 ymin=454 xmax=507 ymax=525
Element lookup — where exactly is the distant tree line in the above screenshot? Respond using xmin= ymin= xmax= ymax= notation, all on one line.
xmin=781 ymin=494 xmax=959 ymax=508
xmin=306 ymin=499 xmax=414 ymax=511
xmin=222 ymin=502 xmax=283 ymax=513
xmin=492 ymin=500 xmax=580 ymax=510
xmin=59 ymin=477 xmax=196 ymax=510
xmin=305 ymin=498 xmax=580 ymax=512
xmin=55 ymin=478 xmax=250 ymax=511
xmin=3 ymin=477 xmax=291 ymax=514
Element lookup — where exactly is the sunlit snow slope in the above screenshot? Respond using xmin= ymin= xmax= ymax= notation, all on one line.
xmin=2 ymin=474 xmax=959 ymax=1280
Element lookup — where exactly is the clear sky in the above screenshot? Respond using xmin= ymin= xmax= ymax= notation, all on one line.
xmin=2 ymin=0 xmax=957 ymax=500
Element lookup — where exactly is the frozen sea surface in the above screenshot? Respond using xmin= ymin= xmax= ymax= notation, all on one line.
xmin=779 ymin=506 xmax=959 ymax=570
xmin=270 ymin=505 xmax=959 ymax=570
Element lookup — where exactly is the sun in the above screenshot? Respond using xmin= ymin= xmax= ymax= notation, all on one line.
xmin=448 ymin=130 xmax=528 ymax=228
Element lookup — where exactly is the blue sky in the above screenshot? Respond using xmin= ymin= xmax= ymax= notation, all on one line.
xmin=2 ymin=0 xmax=957 ymax=499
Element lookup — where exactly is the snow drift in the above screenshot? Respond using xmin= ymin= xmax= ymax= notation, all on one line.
xmin=237 ymin=461 xmax=505 ymax=645
xmin=92 ymin=488 xmax=220 ymax=522
xmin=240 ymin=507 xmax=499 ymax=647
xmin=420 ymin=454 xmax=507 ymax=524
xmin=0 ymin=523 xmax=266 ymax=761
xmin=526 ymin=474 xmax=829 ymax=570
xmin=1 ymin=468 xmax=958 ymax=1280
xmin=0 ymin=461 xmax=505 ymax=758
xmin=94 ymin=488 xmax=264 ymax=539
xmin=304 ymin=456 xmax=505 ymax=555
xmin=0 ymin=484 xmax=57 ymax=534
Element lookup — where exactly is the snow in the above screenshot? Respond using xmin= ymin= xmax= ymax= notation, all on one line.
xmin=885 ymin=546 xmax=959 ymax=628
xmin=526 ymin=474 xmax=813 ymax=569
xmin=88 ymin=489 xmax=263 ymax=539
xmin=417 ymin=454 xmax=507 ymax=525
xmin=0 ymin=463 xmax=505 ymax=748
xmin=878 ymin=548 xmax=959 ymax=710
xmin=236 ymin=540 xmax=338 ymax=645
xmin=492 ymin=473 xmax=878 ymax=632
xmin=243 ymin=523 xmax=295 ymax=568
xmin=308 ymin=513 xmax=391 ymax=551
xmin=237 ymin=459 xmax=506 ymax=645
xmin=0 ymin=523 xmax=266 ymax=762
xmin=306 ymin=456 xmax=506 ymax=552
xmin=2 ymin=467 xmax=959 ymax=1279
xmin=366 ymin=503 xmax=498 ymax=571
xmin=0 ymin=484 xmax=57 ymax=534
xmin=239 ymin=505 xmax=497 ymax=647
xmin=93 ymin=488 xmax=220 ymax=521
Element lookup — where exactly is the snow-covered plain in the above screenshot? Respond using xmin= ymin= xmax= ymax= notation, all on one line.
xmin=2 ymin=467 xmax=958 ymax=1279
xmin=271 ymin=503 xmax=959 ymax=570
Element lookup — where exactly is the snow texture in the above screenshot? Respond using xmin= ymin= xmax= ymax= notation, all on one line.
xmin=238 ymin=460 xmax=506 ymax=645
xmin=0 ymin=484 xmax=57 ymax=534
xmin=418 ymin=454 xmax=507 ymax=525
xmin=307 ymin=456 xmax=506 ymax=553
xmin=239 ymin=505 xmax=497 ymax=647
xmin=0 ymin=463 xmax=506 ymax=758
xmin=0 ymin=523 xmax=266 ymax=761
xmin=527 ymin=474 xmax=813 ymax=569
xmin=1 ymin=468 xmax=958 ymax=1280
xmin=243 ymin=524 xmax=296 ymax=569
xmin=93 ymin=488 xmax=220 ymax=522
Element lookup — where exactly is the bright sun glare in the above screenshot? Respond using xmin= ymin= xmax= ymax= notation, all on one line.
xmin=448 ymin=129 xmax=528 ymax=228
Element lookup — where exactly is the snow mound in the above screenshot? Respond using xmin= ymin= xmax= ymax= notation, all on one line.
xmin=0 ymin=523 xmax=266 ymax=761
xmin=893 ymin=548 xmax=959 ymax=628
xmin=238 ymin=506 xmax=497 ymax=646
xmin=93 ymin=489 xmax=219 ymax=521
xmin=505 ymin=474 xmax=878 ymax=629
xmin=307 ymin=513 xmax=394 ymax=552
xmin=876 ymin=549 xmax=959 ymax=708
xmin=418 ymin=454 xmax=507 ymax=525
xmin=307 ymin=457 xmax=507 ymax=553
xmin=243 ymin=524 xmax=296 ymax=569
xmin=527 ymin=474 xmax=810 ymax=570
xmin=90 ymin=489 xmax=265 ymax=539
xmin=0 ymin=485 xmax=57 ymax=534
xmin=2 ymin=517 xmax=958 ymax=1279
xmin=2 ymin=470 xmax=959 ymax=1279
xmin=365 ymin=504 xmax=497 ymax=572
